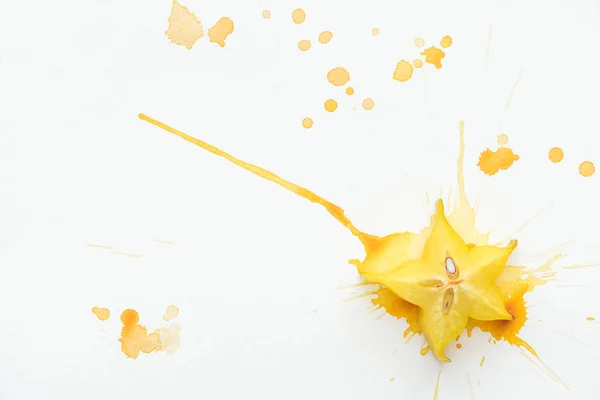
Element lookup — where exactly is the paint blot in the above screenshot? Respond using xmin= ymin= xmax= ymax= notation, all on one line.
xmin=456 ymin=343 xmax=462 ymax=349
xmin=390 ymin=377 xmax=395 ymax=382
xmin=318 ymin=31 xmax=333 ymax=44
xmin=119 ymin=309 xmax=181 ymax=359
xmin=413 ymin=59 xmax=423 ymax=68
xmin=548 ymin=147 xmax=564 ymax=163
xmin=208 ymin=17 xmax=234 ymax=47
xmin=302 ymin=117 xmax=313 ymax=129
xmin=587 ymin=317 xmax=595 ymax=321
xmin=414 ymin=37 xmax=425 ymax=47
xmin=327 ymin=67 xmax=350 ymax=87
xmin=163 ymin=305 xmax=179 ymax=321
xmin=579 ymin=161 xmax=595 ymax=177
xmin=497 ymin=134 xmax=508 ymax=145
xmin=393 ymin=60 xmax=414 ymax=82
xmin=92 ymin=307 xmax=110 ymax=321
xmin=362 ymin=98 xmax=374 ymax=110
xmin=477 ymin=147 xmax=520 ymax=176
xmin=372 ymin=28 xmax=380 ymax=36
xmin=292 ymin=8 xmax=306 ymax=24
xmin=262 ymin=10 xmax=271 ymax=19
xmin=421 ymin=47 xmax=446 ymax=69
xmin=480 ymin=356 xmax=486 ymax=366
xmin=345 ymin=87 xmax=354 ymax=96
xmin=165 ymin=0 xmax=204 ymax=50
xmin=324 ymin=99 xmax=338 ymax=112
xmin=440 ymin=35 xmax=453 ymax=48
xmin=298 ymin=40 xmax=311 ymax=51
xmin=420 ymin=346 xmax=430 ymax=356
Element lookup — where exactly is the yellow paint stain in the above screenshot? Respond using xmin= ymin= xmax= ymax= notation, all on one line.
xmin=413 ymin=59 xmax=423 ymax=68
xmin=587 ymin=317 xmax=595 ymax=321
xmin=92 ymin=307 xmax=110 ymax=321
xmin=86 ymin=244 xmax=114 ymax=249
xmin=579 ymin=161 xmax=595 ymax=177
xmin=298 ymin=40 xmax=311 ymax=51
xmin=548 ymin=147 xmax=564 ymax=163
xmin=414 ymin=37 xmax=425 ymax=48
xmin=440 ymin=35 xmax=453 ymax=48
xmin=477 ymin=147 xmax=520 ymax=176
xmin=318 ymin=31 xmax=333 ymax=44
xmin=421 ymin=47 xmax=446 ymax=69
xmin=163 ymin=305 xmax=179 ymax=321
xmin=456 ymin=343 xmax=462 ymax=349
xmin=393 ymin=60 xmax=414 ymax=82
xmin=208 ymin=17 xmax=234 ymax=47
xmin=302 ymin=117 xmax=313 ymax=129
xmin=262 ymin=10 xmax=271 ymax=19
xmin=433 ymin=370 xmax=442 ymax=400
xmin=165 ymin=0 xmax=204 ymax=50
xmin=345 ymin=87 xmax=354 ymax=96
xmin=292 ymin=8 xmax=306 ymax=24
xmin=372 ymin=28 xmax=380 ymax=36
xmin=480 ymin=356 xmax=486 ymax=366
xmin=420 ymin=346 xmax=430 ymax=356
xmin=324 ymin=99 xmax=338 ymax=112
xmin=119 ymin=309 xmax=181 ymax=359
xmin=497 ymin=134 xmax=508 ymax=145
xmin=362 ymin=98 xmax=374 ymax=110
xmin=327 ymin=67 xmax=350 ymax=87
xmin=467 ymin=372 xmax=475 ymax=400
xmin=390 ymin=377 xmax=395 ymax=382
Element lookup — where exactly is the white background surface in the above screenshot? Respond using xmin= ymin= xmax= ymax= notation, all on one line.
xmin=1 ymin=0 xmax=600 ymax=399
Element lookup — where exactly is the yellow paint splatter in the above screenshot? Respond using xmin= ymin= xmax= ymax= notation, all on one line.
xmin=393 ymin=60 xmax=414 ymax=82
xmin=587 ymin=317 xmax=595 ymax=321
xmin=456 ymin=343 xmax=462 ymax=349
xmin=345 ymin=87 xmax=354 ymax=96
xmin=165 ymin=0 xmax=204 ymax=50
xmin=413 ymin=59 xmax=423 ymax=68
xmin=327 ymin=67 xmax=350 ymax=87
xmin=477 ymin=147 xmax=520 ymax=176
xmin=119 ymin=309 xmax=181 ymax=359
xmin=318 ymin=31 xmax=333 ymax=44
xmin=421 ymin=47 xmax=446 ymax=69
xmin=414 ymin=37 xmax=425 ymax=48
xmin=208 ymin=17 xmax=234 ymax=47
xmin=420 ymin=346 xmax=430 ymax=356
xmin=302 ymin=117 xmax=313 ymax=128
xmin=298 ymin=40 xmax=311 ymax=51
xmin=579 ymin=161 xmax=595 ymax=177
xmin=163 ymin=305 xmax=179 ymax=321
xmin=480 ymin=356 xmax=486 ymax=366
xmin=262 ymin=10 xmax=271 ymax=19
xmin=362 ymin=98 xmax=374 ymax=110
xmin=324 ymin=99 xmax=338 ymax=112
xmin=548 ymin=147 xmax=564 ymax=163
xmin=440 ymin=35 xmax=453 ymax=48
xmin=292 ymin=8 xmax=306 ymax=24
xmin=372 ymin=28 xmax=380 ymax=36
xmin=92 ymin=307 xmax=110 ymax=321
xmin=497 ymin=134 xmax=508 ymax=145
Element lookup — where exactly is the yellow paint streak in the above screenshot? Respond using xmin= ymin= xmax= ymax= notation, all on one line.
xmin=548 ymin=147 xmax=564 ymax=163
xmin=414 ymin=38 xmax=425 ymax=47
xmin=497 ymin=134 xmax=508 ymax=145
xmin=467 ymin=372 xmax=475 ymax=400
xmin=165 ymin=0 xmax=204 ymax=50
xmin=477 ymin=147 xmax=520 ymax=176
xmin=433 ymin=370 xmax=442 ymax=400
xmin=421 ymin=47 xmax=445 ymax=69
xmin=92 ymin=307 xmax=110 ymax=321
xmin=298 ymin=40 xmax=311 ymax=51
xmin=292 ymin=9 xmax=306 ymax=24
xmin=587 ymin=317 xmax=595 ymax=321
xmin=87 ymin=244 xmax=114 ymax=249
xmin=324 ymin=99 xmax=338 ymax=112
xmin=485 ymin=24 xmax=493 ymax=71
xmin=327 ymin=67 xmax=350 ymax=87
xmin=152 ymin=239 xmax=174 ymax=244
xmin=119 ymin=309 xmax=181 ymax=359
xmin=505 ymin=69 xmax=523 ymax=111
xmin=318 ymin=31 xmax=333 ymax=44
xmin=208 ymin=17 xmax=234 ymax=47
xmin=393 ymin=60 xmax=414 ymax=82
xmin=163 ymin=305 xmax=179 ymax=321
xmin=480 ymin=356 xmax=485 ymax=366
xmin=362 ymin=98 xmax=374 ymax=110
xmin=302 ymin=117 xmax=313 ymax=129
xmin=262 ymin=10 xmax=271 ymax=19
xmin=440 ymin=35 xmax=452 ymax=48
xmin=579 ymin=161 xmax=595 ymax=177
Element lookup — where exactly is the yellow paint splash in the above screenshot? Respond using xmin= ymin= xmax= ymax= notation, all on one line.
xmin=362 ymin=98 xmax=374 ymax=110
xmin=413 ymin=59 xmax=423 ymax=68
xmin=165 ymin=0 xmax=204 ymax=50
xmin=324 ymin=99 xmax=338 ymax=112
xmin=420 ymin=346 xmax=430 ymax=356
xmin=208 ymin=17 xmax=234 ymax=47
xmin=327 ymin=67 xmax=350 ymax=87
xmin=414 ymin=38 xmax=425 ymax=48
xmin=548 ymin=147 xmax=564 ymax=163
xmin=292 ymin=8 xmax=306 ymax=24
xmin=119 ymin=309 xmax=181 ymax=359
xmin=92 ymin=307 xmax=110 ymax=321
xmin=345 ymin=87 xmax=354 ymax=96
xmin=477 ymin=147 xmax=520 ymax=176
xmin=440 ymin=35 xmax=453 ymax=48
xmin=421 ymin=47 xmax=446 ymax=69
xmin=579 ymin=161 xmax=595 ymax=177
xmin=318 ymin=31 xmax=333 ymax=44
xmin=298 ymin=40 xmax=311 ymax=51
xmin=497 ymin=134 xmax=508 ymax=145
xmin=262 ymin=10 xmax=271 ymax=19
xmin=372 ymin=28 xmax=380 ymax=36
xmin=393 ymin=60 xmax=414 ymax=82
xmin=163 ymin=305 xmax=179 ymax=321
xmin=302 ymin=117 xmax=313 ymax=129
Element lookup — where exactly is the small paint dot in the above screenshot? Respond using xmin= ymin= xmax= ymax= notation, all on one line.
xmin=393 ymin=60 xmax=414 ymax=82
xmin=163 ymin=305 xmax=179 ymax=321
xmin=413 ymin=59 xmax=423 ymax=68
xmin=298 ymin=40 xmax=311 ymax=51
xmin=440 ymin=35 xmax=453 ymax=48
xmin=92 ymin=307 xmax=110 ymax=321
xmin=262 ymin=10 xmax=271 ymax=19
xmin=390 ymin=377 xmax=395 ymax=382
xmin=292 ymin=8 xmax=306 ymax=24
xmin=324 ymin=99 xmax=338 ymax=112
xmin=548 ymin=147 xmax=564 ymax=163
xmin=587 ymin=317 xmax=595 ymax=321
xmin=372 ymin=28 xmax=380 ymax=36
xmin=456 ymin=343 xmax=462 ymax=349
xmin=497 ymin=134 xmax=508 ymax=145
xmin=318 ymin=31 xmax=333 ymax=44
xmin=302 ymin=117 xmax=313 ymax=128
xmin=362 ymin=98 xmax=374 ymax=110
xmin=327 ymin=67 xmax=350 ymax=86
xmin=414 ymin=37 xmax=425 ymax=47
xmin=579 ymin=161 xmax=595 ymax=177
xmin=345 ymin=87 xmax=354 ymax=95
xmin=420 ymin=346 xmax=430 ymax=356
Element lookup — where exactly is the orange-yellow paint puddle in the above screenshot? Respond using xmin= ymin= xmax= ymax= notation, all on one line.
xmin=414 ymin=38 xmax=425 ymax=48
xmin=208 ymin=17 xmax=234 ymax=47
xmin=440 ymin=35 xmax=453 ymax=48
xmin=318 ymin=31 xmax=333 ymax=44
xmin=421 ymin=47 xmax=446 ymax=69
xmin=163 ymin=305 xmax=179 ymax=321
xmin=548 ymin=147 xmax=564 ymax=163
xmin=324 ymin=99 xmax=338 ymax=112
xmin=327 ymin=67 xmax=350 ymax=87
xmin=119 ymin=309 xmax=181 ymax=359
xmin=497 ymin=134 xmax=508 ymax=145
xmin=292 ymin=8 xmax=306 ymax=24
xmin=477 ymin=147 xmax=520 ymax=176
xmin=579 ymin=161 xmax=595 ymax=177
xmin=262 ymin=10 xmax=271 ymax=19
xmin=372 ymin=28 xmax=380 ymax=36
xmin=413 ymin=59 xmax=423 ymax=68
xmin=345 ymin=87 xmax=354 ymax=96
xmin=302 ymin=117 xmax=313 ymax=129
xmin=298 ymin=40 xmax=311 ymax=51
xmin=393 ymin=60 xmax=414 ymax=82
xmin=92 ymin=307 xmax=110 ymax=321
xmin=362 ymin=98 xmax=374 ymax=110
xmin=165 ymin=0 xmax=204 ymax=50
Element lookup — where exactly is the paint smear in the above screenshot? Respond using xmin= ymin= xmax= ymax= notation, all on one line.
xmin=421 ymin=47 xmax=446 ymax=69
xmin=480 ymin=356 xmax=486 ymax=366
xmin=319 ymin=31 xmax=333 ymax=44
xmin=324 ymin=99 xmax=338 ymax=112
xmin=440 ymin=35 xmax=453 ymax=48
xmin=345 ymin=87 xmax=354 ymax=96
xmin=262 ymin=10 xmax=271 ymax=19
xmin=165 ymin=0 xmax=204 ymax=50
xmin=292 ymin=8 xmax=306 ymax=24
xmin=579 ymin=161 xmax=595 ymax=177
xmin=497 ymin=134 xmax=508 ymax=145
xmin=327 ymin=67 xmax=350 ymax=87
xmin=372 ymin=28 xmax=380 ymax=36
xmin=208 ymin=17 xmax=234 ymax=47
xmin=163 ymin=305 xmax=179 ymax=321
xmin=548 ymin=147 xmax=564 ymax=163
xmin=119 ymin=309 xmax=181 ymax=359
xmin=413 ymin=59 xmax=423 ymax=68
xmin=92 ymin=307 xmax=110 ymax=321
xmin=477 ymin=147 xmax=520 ymax=176
xmin=414 ymin=38 xmax=425 ymax=47
xmin=393 ymin=60 xmax=414 ymax=82
xmin=298 ymin=40 xmax=311 ymax=51
xmin=362 ymin=98 xmax=374 ymax=110
xmin=587 ymin=317 xmax=595 ymax=321
xmin=302 ymin=117 xmax=313 ymax=128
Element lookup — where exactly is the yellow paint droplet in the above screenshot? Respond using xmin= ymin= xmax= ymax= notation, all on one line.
xmin=327 ymin=67 xmax=350 ymax=87
xmin=165 ymin=0 xmax=204 ymax=50
xmin=579 ymin=161 xmax=595 ymax=177
xmin=298 ymin=40 xmax=311 ymax=51
xmin=497 ymin=134 xmax=508 ymax=145
xmin=324 ymin=99 xmax=338 ymax=112
xmin=480 ymin=356 xmax=486 ymax=366
xmin=262 ymin=10 xmax=271 ymax=19
xmin=548 ymin=147 xmax=564 ymax=163
xmin=92 ymin=307 xmax=110 ymax=321
xmin=292 ymin=8 xmax=306 ymax=24
xmin=372 ymin=28 xmax=380 ymax=36
xmin=302 ymin=117 xmax=313 ymax=129
xmin=318 ymin=31 xmax=333 ymax=44
xmin=456 ymin=343 xmax=462 ymax=349
xmin=345 ymin=87 xmax=354 ymax=95
xmin=440 ymin=35 xmax=453 ymax=48
xmin=420 ymin=346 xmax=430 ymax=356
xmin=208 ymin=17 xmax=234 ymax=47
xmin=421 ymin=47 xmax=446 ymax=69
xmin=393 ymin=60 xmax=414 ymax=82
xmin=390 ymin=377 xmax=395 ymax=382
xmin=362 ymin=98 xmax=375 ymax=110
xmin=587 ymin=317 xmax=595 ymax=321
xmin=477 ymin=147 xmax=520 ymax=176
xmin=163 ymin=305 xmax=179 ymax=321
xmin=414 ymin=37 xmax=425 ymax=48
xmin=413 ymin=59 xmax=423 ymax=68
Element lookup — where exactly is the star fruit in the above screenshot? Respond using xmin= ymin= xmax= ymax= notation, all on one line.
xmin=366 ymin=199 xmax=517 ymax=362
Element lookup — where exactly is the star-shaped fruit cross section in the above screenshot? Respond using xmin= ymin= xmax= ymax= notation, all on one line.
xmin=367 ymin=199 xmax=517 ymax=362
